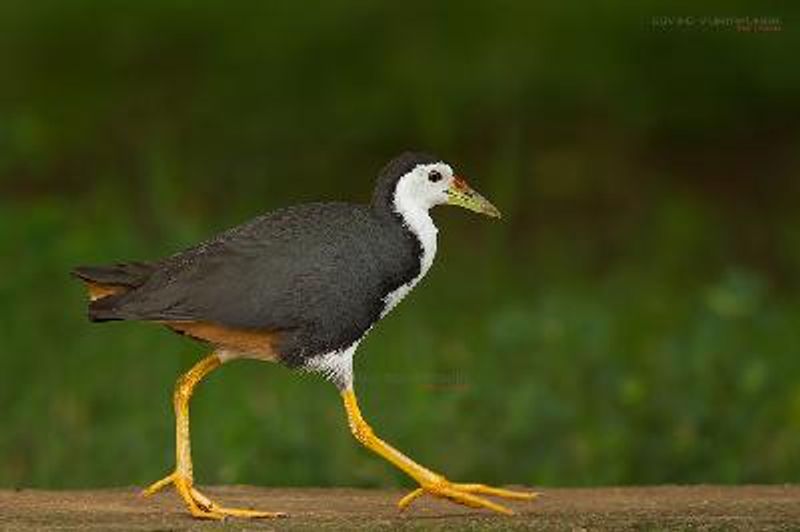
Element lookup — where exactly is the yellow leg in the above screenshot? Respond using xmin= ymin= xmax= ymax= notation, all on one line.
xmin=142 ymin=353 xmax=285 ymax=519
xmin=341 ymin=389 xmax=537 ymax=515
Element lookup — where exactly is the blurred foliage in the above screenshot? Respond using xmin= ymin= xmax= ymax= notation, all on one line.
xmin=1 ymin=1 xmax=799 ymax=490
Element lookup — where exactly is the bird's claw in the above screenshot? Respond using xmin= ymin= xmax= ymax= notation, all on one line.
xmin=397 ymin=477 xmax=537 ymax=515
xmin=142 ymin=471 xmax=286 ymax=519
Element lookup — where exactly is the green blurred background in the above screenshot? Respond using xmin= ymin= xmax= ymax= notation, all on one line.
xmin=1 ymin=2 xmax=799 ymax=490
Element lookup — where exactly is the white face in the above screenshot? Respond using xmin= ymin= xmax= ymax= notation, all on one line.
xmin=393 ymin=162 xmax=454 ymax=212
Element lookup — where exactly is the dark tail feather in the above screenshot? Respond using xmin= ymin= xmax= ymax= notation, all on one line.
xmin=72 ymin=261 xmax=156 ymax=322
xmin=71 ymin=261 xmax=155 ymax=287
xmin=87 ymin=293 xmax=130 ymax=322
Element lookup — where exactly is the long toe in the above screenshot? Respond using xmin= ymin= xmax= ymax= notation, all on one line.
xmin=454 ymin=483 xmax=539 ymax=500
xmin=215 ymin=507 xmax=288 ymax=518
xmin=141 ymin=472 xmax=177 ymax=497
xmin=398 ymin=479 xmax=537 ymax=515
xmin=438 ymin=485 xmax=514 ymax=514
xmin=142 ymin=471 xmax=284 ymax=519
xmin=189 ymin=485 xmax=286 ymax=519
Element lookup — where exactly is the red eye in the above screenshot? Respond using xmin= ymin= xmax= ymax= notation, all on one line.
xmin=428 ymin=171 xmax=442 ymax=183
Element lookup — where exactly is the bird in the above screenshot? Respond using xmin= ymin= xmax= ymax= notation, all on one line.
xmin=72 ymin=152 xmax=536 ymax=519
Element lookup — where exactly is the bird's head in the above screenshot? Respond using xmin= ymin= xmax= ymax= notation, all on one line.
xmin=374 ymin=152 xmax=501 ymax=219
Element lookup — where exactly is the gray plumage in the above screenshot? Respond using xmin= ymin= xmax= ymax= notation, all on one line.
xmin=73 ymin=152 xmax=438 ymax=368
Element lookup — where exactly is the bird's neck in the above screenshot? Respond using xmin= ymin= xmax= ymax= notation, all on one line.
xmin=390 ymin=189 xmax=438 ymax=278
xmin=374 ymin=191 xmax=439 ymax=320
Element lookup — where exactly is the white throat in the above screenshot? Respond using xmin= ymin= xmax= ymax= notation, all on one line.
xmin=381 ymin=183 xmax=439 ymax=317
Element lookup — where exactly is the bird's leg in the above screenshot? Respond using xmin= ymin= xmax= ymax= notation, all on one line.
xmin=341 ymin=388 xmax=537 ymax=515
xmin=142 ymin=353 xmax=285 ymax=519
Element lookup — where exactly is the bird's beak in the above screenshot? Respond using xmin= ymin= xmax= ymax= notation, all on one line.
xmin=447 ymin=177 xmax=502 ymax=219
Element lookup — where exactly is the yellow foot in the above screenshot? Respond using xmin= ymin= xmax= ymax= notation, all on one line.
xmin=397 ymin=477 xmax=537 ymax=515
xmin=142 ymin=472 xmax=287 ymax=519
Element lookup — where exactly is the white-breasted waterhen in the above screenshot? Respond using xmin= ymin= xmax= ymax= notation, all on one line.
xmin=72 ymin=152 xmax=536 ymax=519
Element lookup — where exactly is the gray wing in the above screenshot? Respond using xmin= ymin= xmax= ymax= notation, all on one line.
xmin=93 ymin=203 xmax=416 ymax=354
